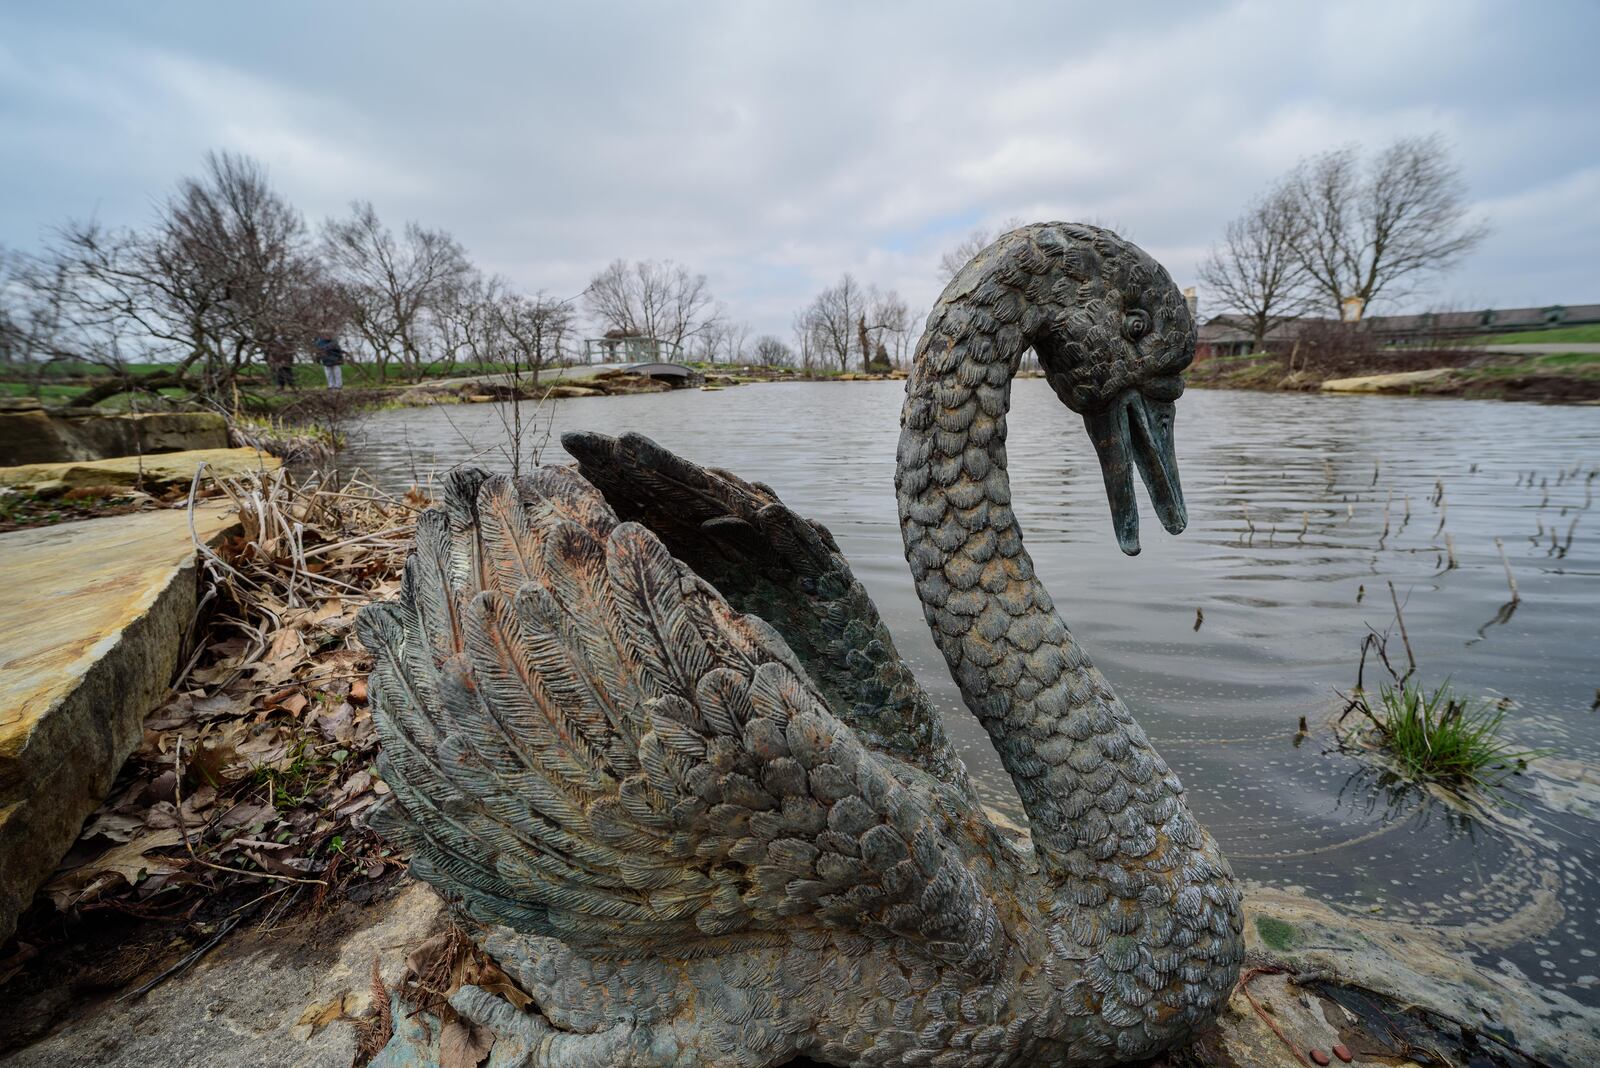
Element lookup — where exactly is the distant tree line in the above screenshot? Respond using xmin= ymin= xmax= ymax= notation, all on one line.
xmin=0 ymin=153 xmax=732 ymax=402
xmin=0 ymin=150 xmax=1026 ymax=398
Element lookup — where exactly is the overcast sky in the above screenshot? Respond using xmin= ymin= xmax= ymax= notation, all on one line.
xmin=2 ymin=1 xmax=1596 ymax=339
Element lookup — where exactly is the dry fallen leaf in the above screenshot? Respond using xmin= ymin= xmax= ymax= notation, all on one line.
xmin=314 ymin=703 xmax=356 ymax=744
xmin=267 ymin=627 xmax=306 ymax=664
xmin=83 ymin=811 xmax=145 ymax=843
xmin=56 ymin=829 xmax=186 ymax=889
xmin=439 ymin=1018 xmax=494 ymax=1068
xmin=215 ymin=801 xmax=277 ymax=832
xmin=405 ymin=932 xmax=453 ymax=980
xmin=190 ymin=736 xmax=243 ymax=787
xmin=309 ymin=599 xmax=345 ymax=625
xmin=469 ymin=958 xmax=534 ymax=1012
xmin=192 ymin=693 xmax=247 ymax=721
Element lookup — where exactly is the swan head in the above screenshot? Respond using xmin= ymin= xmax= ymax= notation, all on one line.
xmin=1027 ymin=224 xmax=1195 ymax=556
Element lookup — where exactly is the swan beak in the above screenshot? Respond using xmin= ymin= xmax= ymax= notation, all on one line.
xmin=1084 ymin=390 xmax=1187 ymax=556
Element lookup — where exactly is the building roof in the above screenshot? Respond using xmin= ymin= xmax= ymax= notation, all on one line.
xmin=1361 ymin=303 xmax=1600 ymax=334
xmin=1198 ymin=315 xmax=1328 ymax=345
xmin=1200 ymin=302 xmax=1600 ymax=343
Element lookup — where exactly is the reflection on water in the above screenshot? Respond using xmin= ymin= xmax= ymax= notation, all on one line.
xmin=345 ymin=381 xmax=1600 ymax=1005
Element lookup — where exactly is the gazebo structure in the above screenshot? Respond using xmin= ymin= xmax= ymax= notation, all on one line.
xmin=583 ymin=330 xmax=682 ymax=364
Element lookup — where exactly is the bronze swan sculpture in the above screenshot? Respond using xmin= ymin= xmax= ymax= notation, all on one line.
xmin=359 ymin=223 xmax=1243 ymax=1067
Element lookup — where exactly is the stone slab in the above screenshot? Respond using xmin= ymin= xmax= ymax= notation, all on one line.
xmin=0 ymin=447 xmax=277 ymax=495
xmin=0 ymin=504 xmax=240 ymax=943
xmin=0 ymin=409 xmax=229 ymax=466
xmin=3 ymin=871 xmax=1589 ymax=1066
xmin=1319 ymin=367 xmax=1455 ymax=393
xmin=1 ymin=881 xmax=449 ymax=1067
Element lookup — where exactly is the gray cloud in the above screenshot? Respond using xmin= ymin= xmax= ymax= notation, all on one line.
xmin=2 ymin=0 xmax=1596 ymax=339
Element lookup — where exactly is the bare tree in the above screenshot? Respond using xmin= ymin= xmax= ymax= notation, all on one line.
xmin=439 ymin=271 xmax=507 ymax=370
xmin=497 ymin=290 xmax=573 ymax=384
xmin=695 ymin=318 xmax=753 ymax=365
xmin=1284 ymin=134 xmax=1488 ymax=318
xmin=494 ymin=289 xmax=574 ymax=479
xmin=1198 ymin=184 xmax=1313 ymax=352
xmin=752 ymin=334 xmax=793 ymax=366
xmin=38 ymin=151 xmax=318 ymax=405
xmin=0 ymin=251 xmax=68 ymax=368
xmin=793 ymin=309 xmax=823 ymax=373
xmin=724 ymin=320 xmax=750 ymax=365
xmin=322 ymin=201 xmax=472 ymax=382
xmin=0 ymin=247 xmax=123 ymax=401
xmin=799 ymin=277 xmax=910 ymax=373
xmin=584 ymin=259 xmax=718 ymax=355
xmin=871 ymin=288 xmax=911 ymax=367
xmin=798 ymin=274 xmax=867 ymax=372
xmin=938 ymin=217 xmax=1025 ymax=280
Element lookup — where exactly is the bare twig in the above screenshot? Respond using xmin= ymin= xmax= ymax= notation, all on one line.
xmin=1495 ymin=537 xmax=1520 ymax=603
xmin=1388 ymin=581 xmax=1416 ymax=682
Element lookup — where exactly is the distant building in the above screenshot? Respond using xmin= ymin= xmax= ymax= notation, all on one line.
xmin=1363 ymin=302 xmax=1600 ymax=345
xmin=1194 ymin=301 xmax=1600 ymax=361
xmin=1195 ymin=316 xmax=1311 ymax=360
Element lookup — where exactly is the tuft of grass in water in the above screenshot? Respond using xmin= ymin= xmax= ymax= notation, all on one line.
xmin=1348 ymin=679 xmax=1540 ymax=789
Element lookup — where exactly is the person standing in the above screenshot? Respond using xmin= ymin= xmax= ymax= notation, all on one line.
xmin=264 ymin=333 xmax=296 ymax=390
xmin=314 ymin=335 xmax=346 ymax=389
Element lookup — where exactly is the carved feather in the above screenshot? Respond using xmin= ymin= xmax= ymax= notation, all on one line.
xmin=360 ymin=460 xmax=1015 ymax=970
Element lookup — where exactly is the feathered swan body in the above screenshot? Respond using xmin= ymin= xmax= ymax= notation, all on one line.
xmin=360 ymin=224 xmax=1243 ymax=1067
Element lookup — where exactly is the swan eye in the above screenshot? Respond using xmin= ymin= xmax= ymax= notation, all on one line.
xmin=1123 ymin=310 xmax=1150 ymax=340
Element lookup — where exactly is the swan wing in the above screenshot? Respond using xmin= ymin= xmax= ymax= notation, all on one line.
xmin=358 ymin=466 xmax=1012 ymax=969
xmin=561 ymin=430 xmax=968 ymax=789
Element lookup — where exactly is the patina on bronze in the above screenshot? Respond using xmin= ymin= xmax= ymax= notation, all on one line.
xmin=359 ymin=223 xmax=1243 ymax=1067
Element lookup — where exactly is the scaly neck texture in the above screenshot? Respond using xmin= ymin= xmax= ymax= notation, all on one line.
xmin=893 ymin=236 xmax=1198 ymax=891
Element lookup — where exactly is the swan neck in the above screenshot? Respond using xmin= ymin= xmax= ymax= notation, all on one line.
xmin=894 ymin=278 xmax=1189 ymax=884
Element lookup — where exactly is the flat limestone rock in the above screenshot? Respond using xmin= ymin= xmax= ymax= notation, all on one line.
xmin=1319 ymin=368 xmax=1455 ymax=393
xmin=0 ymin=446 xmax=277 ymax=495
xmin=0 ymin=409 xmax=229 ymax=466
xmin=0 ymin=503 xmax=241 ymax=943
xmin=1 ymin=880 xmax=448 ymax=1068
xmin=5 ymin=869 xmax=1578 ymax=1067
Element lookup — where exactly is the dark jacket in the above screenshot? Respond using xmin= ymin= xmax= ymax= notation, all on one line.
xmin=314 ymin=337 xmax=346 ymax=366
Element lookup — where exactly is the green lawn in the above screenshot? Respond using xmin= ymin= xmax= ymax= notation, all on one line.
xmin=1538 ymin=351 xmax=1600 ymax=367
xmin=0 ymin=380 xmax=90 ymax=401
xmin=22 ymin=360 xmax=176 ymax=380
xmin=282 ymin=359 xmax=529 ymax=389
xmin=1469 ymin=324 xmax=1600 ymax=346
xmin=3 ymin=358 xmax=533 ymax=405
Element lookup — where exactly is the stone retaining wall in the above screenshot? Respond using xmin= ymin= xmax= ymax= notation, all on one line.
xmin=0 ymin=402 xmax=228 ymax=465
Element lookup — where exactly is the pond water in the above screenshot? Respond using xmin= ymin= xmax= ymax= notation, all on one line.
xmin=345 ymin=381 xmax=1600 ymax=1010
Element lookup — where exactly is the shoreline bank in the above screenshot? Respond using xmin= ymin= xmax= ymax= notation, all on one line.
xmin=1187 ymin=347 xmax=1600 ymax=403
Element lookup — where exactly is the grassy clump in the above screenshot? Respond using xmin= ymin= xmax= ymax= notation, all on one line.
xmin=1349 ymin=679 xmax=1538 ymax=789
xmin=1537 ymin=351 xmax=1600 ymax=368
xmin=1254 ymin=916 xmax=1300 ymax=952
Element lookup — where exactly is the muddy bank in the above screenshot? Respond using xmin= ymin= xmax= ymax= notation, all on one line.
xmin=1188 ymin=348 xmax=1600 ymax=402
